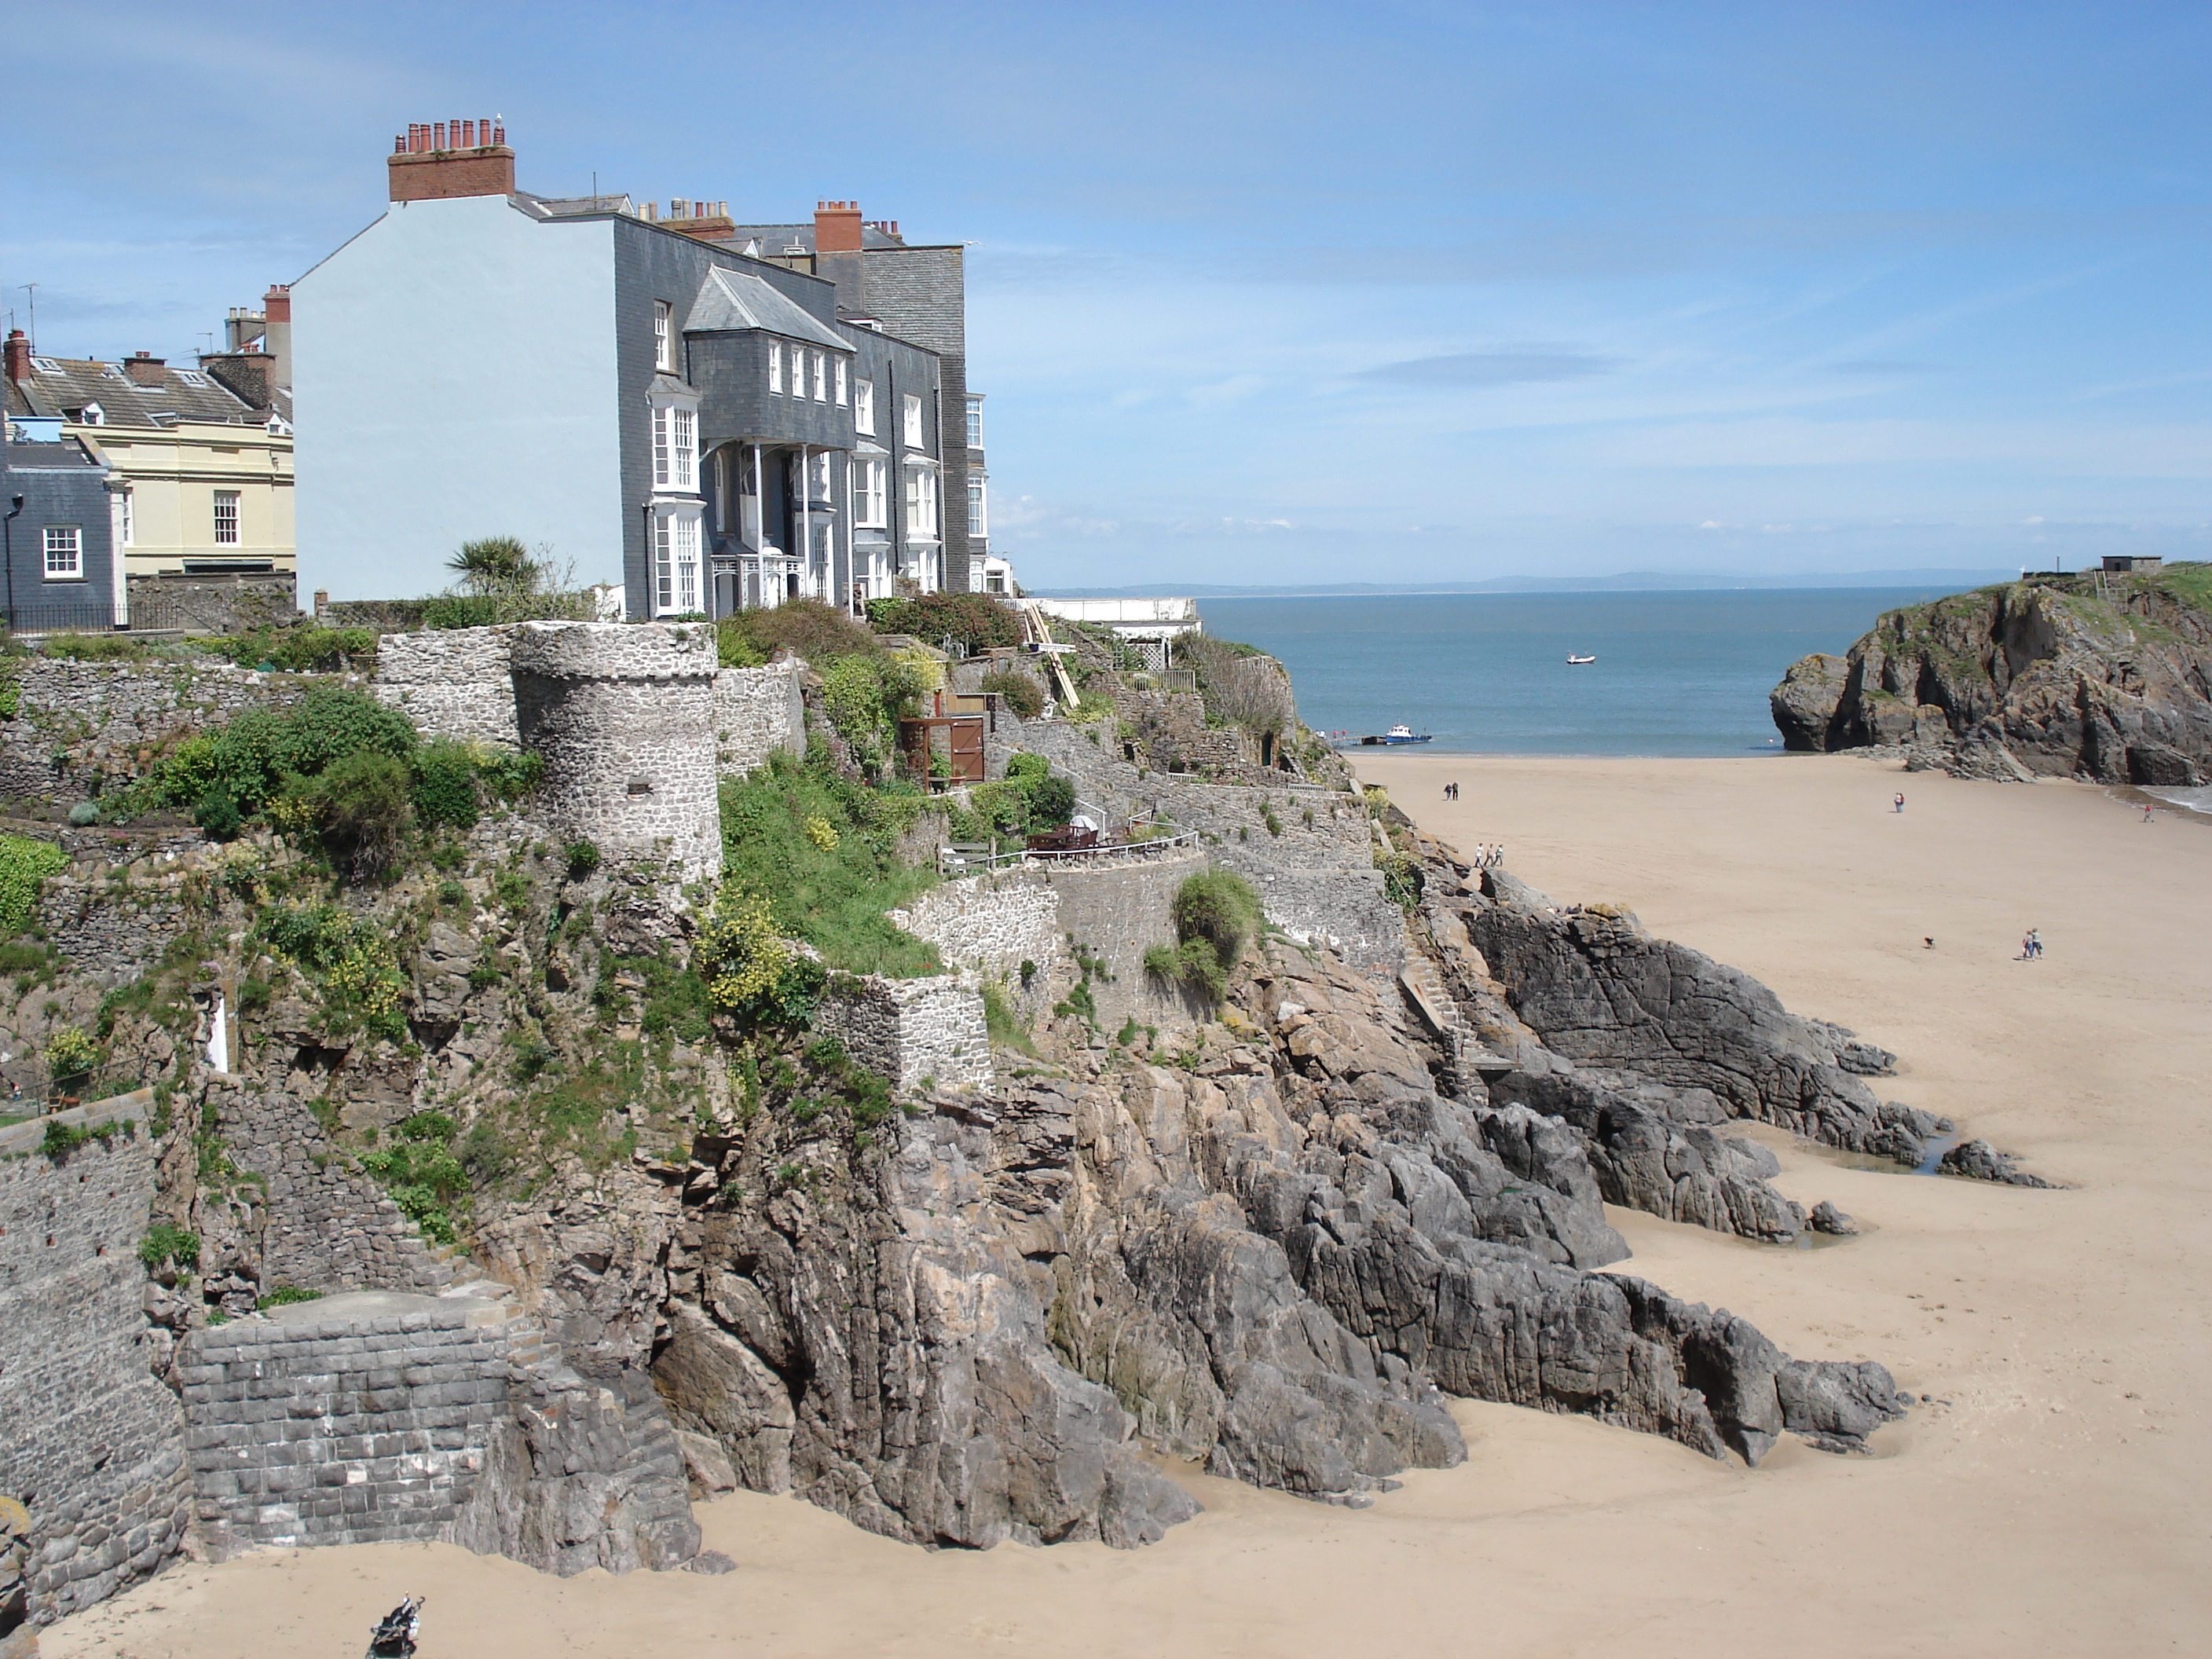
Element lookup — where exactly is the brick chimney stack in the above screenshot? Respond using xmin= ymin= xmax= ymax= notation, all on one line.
xmin=263 ymin=284 xmax=293 ymax=392
xmin=387 ymin=117 xmax=516 ymax=203
xmin=123 ymin=352 xmax=167 ymax=386
xmin=3 ymin=330 xmax=27 ymax=385
xmin=815 ymin=200 xmax=863 ymax=253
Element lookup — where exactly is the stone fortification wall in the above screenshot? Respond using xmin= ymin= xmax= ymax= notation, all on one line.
xmin=714 ymin=660 xmax=807 ymax=775
xmin=1016 ymin=845 xmax=1207 ymax=1027
xmin=372 ymin=626 xmax=520 ymax=747
xmin=0 ymin=660 xmax=311 ymax=805
xmin=0 ymin=1101 xmax=192 ymax=1628
xmin=181 ymin=1307 xmax=509 ymax=1557
xmin=888 ymin=877 xmax=1062 ymax=1014
xmin=511 ymin=623 xmax=721 ymax=884
xmin=1115 ymin=689 xmax=1251 ymax=771
xmin=815 ymin=974 xmax=994 ymax=1091
xmin=373 ymin=626 xmax=807 ymax=785
xmin=210 ymin=1085 xmax=455 ymax=1296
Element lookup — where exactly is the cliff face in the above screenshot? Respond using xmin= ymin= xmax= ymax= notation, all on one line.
xmin=1770 ymin=566 xmax=2212 ymax=783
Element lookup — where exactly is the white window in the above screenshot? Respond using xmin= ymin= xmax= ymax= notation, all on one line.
xmin=854 ymin=460 xmax=887 ymax=527
xmin=965 ymin=395 xmax=983 ymax=448
xmin=968 ymin=478 xmax=987 ymax=538
xmin=654 ymin=508 xmax=701 ymax=615
xmin=79 ymin=401 xmax=104 ymax=427
xmin=854 ymin=379 xmax=875 ymax=434
xmin=834 ymin=358 xmax=848 ymax=405
xmin=813 ymin=450 xmax=833 ymax=499
xmin=115 ymin=491 xmax=134 ymax=548
xmin=651 ymin=403 xmax=698 ymax=491
xmin=902 ymin=393 xmax=925 ymax=449
xmin=768 ymin=342 xmax=783 ymax=394
xmin=812 ymin=351 xmax=827 ymax=401
xmin=904 ymin=466 xmax=937 ymax=536
xmin=654 ymin=302 xmax=673 ymax=372
xmin=213 ymin=490 xmax=240 ymax=545
xmin=44 ymin=526 xmax=82 ymax=579
xmin=175 ymin=370 xmax=210 ymax=387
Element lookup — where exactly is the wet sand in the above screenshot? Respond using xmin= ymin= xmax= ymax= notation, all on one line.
xmin=46 ymin=753 xmax=2212 ymax=1658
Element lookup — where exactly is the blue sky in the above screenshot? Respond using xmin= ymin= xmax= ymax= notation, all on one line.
xmin=5 ymin=1 xmax=2206 ymax=590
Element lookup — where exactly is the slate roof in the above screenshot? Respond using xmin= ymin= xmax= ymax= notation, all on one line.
xmin=3 ymin=357 xmax=269 ymax=431
xmin=683 ymin=268 xmax=849 ymax=352
xmin=0 ymin=436 xmax=107 ymax=472
xmin=726 ymin=223 xmax=910 ymax=255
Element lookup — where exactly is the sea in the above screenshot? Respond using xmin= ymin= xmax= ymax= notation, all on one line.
xmin=1200 ymin=588 xmax=1961 ymax=757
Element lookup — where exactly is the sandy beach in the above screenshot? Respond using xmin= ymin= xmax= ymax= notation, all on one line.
xmin=46 ymin=753 xmax=2212 ymax=1659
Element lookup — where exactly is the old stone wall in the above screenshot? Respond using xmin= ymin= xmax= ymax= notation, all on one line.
xmin=1014 ymin=845 xmax=1207 ymax=1027
xmin=372 ymin=626 xmax=520 ymax=748
xmin=511 ymin=623 xmax=721 ymax=884
xmin=211 ymin=1085 xmax=455 ymax=1296
xmin=713 ymin=661 xmax=806 ymax=775
xmin=888 ymin=877 xmax=1062 ymax=1014
xmin=180 ymin=1308 xmax=509 ymax=1556
xmin=0 ymin=1100 xmax=192 ymax=1628
xmin=1115 ymin=689 xmax=1251 ymax=771
xmin=815 ymin=974 xmax=994 ymax=1091
xmin=0 ymin=660 xmax=312 ymax=805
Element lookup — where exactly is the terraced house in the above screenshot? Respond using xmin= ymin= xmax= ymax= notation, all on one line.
xmin=294 ymin=120 xmax=989 ymax=620
xmin=2 ymin=329 xmax=295 ymax=620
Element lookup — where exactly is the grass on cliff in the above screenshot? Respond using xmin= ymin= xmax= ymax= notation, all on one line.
xmin=720 ymin=747 xmax=939 ymax=978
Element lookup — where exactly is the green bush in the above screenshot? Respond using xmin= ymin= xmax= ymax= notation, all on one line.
xmin=1030 ymin=775 xmax=1076 ymax=828
xmin=295 ymin=751 xmax=416 ymax=878
xmin=201 ymin=625 xmax=376 ymax=672
xmin=979 ymin=668 xmax=1044 ymax=720
xmin=421 ymin=595 xmax=500 ymax=629
xmin=46 ymin=1026 xmax=100 ymax=1090
xmin=257 ymin=1285 xmax=323 ymax=1309
xmin=720 ymin=599 xmax=879 ymax=667
xmin=565 ymin=839 xmax=602 ymax=878
xmin=137 ymin=1223 xmax=201 ymax=1271
xmin=1152 ymin=869 xmax=1265 ymax=1007
xmin=261 ymin=904 xmax=409 ymax=1039
xmin=865 ymin=593 xmax=1024 ymax=653
xmin=0 ymin=834 xmax=68 ymax=932
xmin=1004 ymin=753 xmax=1049 ymax=786
xmin=193 ymin=789 xmax=243 ymax=840
xmin=819 ymin=654 xmax=927 ymax=761
xmin=411 ymin=739 xmax=482 ymax=830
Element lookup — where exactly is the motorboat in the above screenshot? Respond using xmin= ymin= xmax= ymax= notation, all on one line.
xmin=1358 ymin=724 xmax=1434 ymax=745
xmin=1566 ymin=654 xmax=1597 ymax=665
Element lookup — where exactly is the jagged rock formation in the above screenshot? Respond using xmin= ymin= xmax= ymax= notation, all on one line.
xmin=1770 ymin=569 xmax=2212 ymax=783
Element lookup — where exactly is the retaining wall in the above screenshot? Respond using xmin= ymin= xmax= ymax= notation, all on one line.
xmin=713 ymin=660 xmax=807 ymax=775
xmin=815 ymin=975 xmax=994 ymax=1091
xmin=888 ymin=877 xmax=1061 ymax=1015
xmin=179 ymin=1308 xmax=509 ymax=1556
xmin=0 ymin=1096 xmax=192 ymax=1628
xmin=372 ymin=627 xmax=520 ymax=748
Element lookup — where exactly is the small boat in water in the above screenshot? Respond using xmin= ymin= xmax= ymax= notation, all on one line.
xmin=1566 ymin=654 xmax=1597 ymax=665
xmin=1358 ymin=723 xmax=1434 ymax=745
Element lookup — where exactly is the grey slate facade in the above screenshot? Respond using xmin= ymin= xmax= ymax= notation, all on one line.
xmin=1 ymin=420 xmax=120 ymax=631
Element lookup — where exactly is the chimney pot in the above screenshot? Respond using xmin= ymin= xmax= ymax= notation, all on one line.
xmin=387 ymin=117 xmax=516 ymax=201
xmin=123 ymin=352 xmax=167 ymax=386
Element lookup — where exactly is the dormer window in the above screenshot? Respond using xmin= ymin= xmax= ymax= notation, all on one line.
xmin=79 ymin=401 xmax=104 ymax=426
xmin=175 ymin=370 xmax=210 ymax=387
xmin=654 ymin=301 xmax=674 ymax=372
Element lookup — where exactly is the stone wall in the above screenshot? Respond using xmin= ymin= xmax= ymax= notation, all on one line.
xmin=0 ymin=660 xmax=312 ymax=805
xmin=211 ymin=1085 xmax=455 ymax=1296
xmin=713 ymin=661 xmax=806 ymax=775
xmin=372 ymin=626 xmax=519 ymax=748
xmin=180 ymin=1307 xmax=509 ymax=1556
xmin=888 ymin=877 xmax=1062 ymax=1014
xmin=511 ymin=623 xmax=721 ymax=884
xmin=815 ymin=974 xmax=994 ymax=1091
xmin=1014 ymin=845 xmax=1207 ymax=1027
xmin=0 ymin=1100 xmax=192 ymax=1628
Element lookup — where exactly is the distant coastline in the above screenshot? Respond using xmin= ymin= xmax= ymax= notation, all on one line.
xmin=1031 ymin=569 xmax=2016 ymax=600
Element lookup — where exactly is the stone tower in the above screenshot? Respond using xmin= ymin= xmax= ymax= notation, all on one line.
xmin=510 ymin=621 xmax=721 ymax=884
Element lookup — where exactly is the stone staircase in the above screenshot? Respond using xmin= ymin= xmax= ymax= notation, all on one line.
xmin=1398 ymin=955 xmax=1511 ymax=1101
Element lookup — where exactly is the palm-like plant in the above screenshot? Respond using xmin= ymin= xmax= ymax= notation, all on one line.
xmin=447 ymin=536 xmax=535 ymax=596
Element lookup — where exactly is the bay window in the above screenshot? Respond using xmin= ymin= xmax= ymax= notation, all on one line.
xmin=651 ymin=401 xmax=698 ymax=490
xmin=854 ymin=460 xmax=887 ymax=526
xmin=654 ymin=507 xmax=702 ymax=616
xmin=903 ymin=465 xmax=938 ymax=536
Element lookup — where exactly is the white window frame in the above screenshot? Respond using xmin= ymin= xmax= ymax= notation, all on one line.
xmin=811 ymin=351 xmax=827 ymax=402
xmin=115 ymin=490 xmax=134 ymax=548
xmin=768 ymin=342 xmax=783 ymax=394
xmin=650 ymin=397 xmax=699 ymax=492
xmin=965 ymin=395 xmax=983 ymax=448
xmin=854 ymin=379 xmax=875 ymax=434
xmin=213 ymin=489 xmax=240 ymax=545
xmin=903 ymin=393 xmax=925 ymax=449
xmin=967 ymin=478 xmax=987 ymax=539
xmin=43 ymin=526 xmax=82 ymax=580
xmin=854 ymin=460 xmax=887 ymax=528
xmin=653 ymin=506 xmax=704 ymax=617
xmin=654 ymin=301 xmax=674 ymax=372
xmin=904 ymin=465 xmax=938 ymax=537
xmin=833 ymin=358 xmax=848 ymax=405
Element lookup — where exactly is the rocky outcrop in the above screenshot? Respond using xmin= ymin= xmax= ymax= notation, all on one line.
xmin=1769 ymin=569 xmax=2212 ymax=783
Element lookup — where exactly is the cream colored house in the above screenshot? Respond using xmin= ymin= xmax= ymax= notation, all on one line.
xmin=3 ymin=342 xmax=293 ymax=584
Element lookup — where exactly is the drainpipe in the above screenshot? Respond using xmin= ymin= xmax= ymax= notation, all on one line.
xmin=3 ymin=493 xmax=21 ymax=629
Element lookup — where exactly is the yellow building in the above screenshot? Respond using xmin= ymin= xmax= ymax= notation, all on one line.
xmin=3 ymin=339 xmax=293 ymax=588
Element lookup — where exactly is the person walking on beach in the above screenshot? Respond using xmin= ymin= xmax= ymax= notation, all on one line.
xmin=2143 ymin=802 xmax=2155 ymax=822
xmin=2030 ymin=928 xmax=2043 ymax=958
xmin=1894 ymin=793 xmax=1906 ymax=814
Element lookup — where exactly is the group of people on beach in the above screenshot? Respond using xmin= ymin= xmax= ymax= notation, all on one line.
xmin=2020 ymin=929 xmax=2045 ymax=960
xmin=1471 ymin=843 xmax=1505 ymax=869
xmin=1443 ymin=782 xmax=1460 ymax=800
